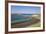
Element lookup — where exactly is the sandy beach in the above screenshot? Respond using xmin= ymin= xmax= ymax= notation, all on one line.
xmin=11 ymin=15 xmax=40 ymax=28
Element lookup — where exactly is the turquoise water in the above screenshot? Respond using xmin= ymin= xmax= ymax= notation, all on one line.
xmin=11 ymin=14 xmax=32 ymax=23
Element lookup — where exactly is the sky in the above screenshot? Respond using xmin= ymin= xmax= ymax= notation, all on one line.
xmin=11 ymin=6 xmax=41 ymax=14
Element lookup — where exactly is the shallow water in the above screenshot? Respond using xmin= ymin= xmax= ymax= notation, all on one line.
xmin=11 ymin=14 xmax=32 ymax=23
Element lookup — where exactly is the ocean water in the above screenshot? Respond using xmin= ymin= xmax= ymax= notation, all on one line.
xmin=11 ymin=14 xmax=32 ymax=23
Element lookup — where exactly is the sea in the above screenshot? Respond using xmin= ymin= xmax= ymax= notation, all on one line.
xmin=11 ymin=14 xmax=32 ymax=23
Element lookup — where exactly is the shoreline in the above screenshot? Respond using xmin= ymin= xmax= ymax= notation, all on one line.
xmin=11 ymin=17 xmax=40 ymax=28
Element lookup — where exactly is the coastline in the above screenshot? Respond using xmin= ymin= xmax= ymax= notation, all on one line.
xmin=11 ymin=15 xmax=40 ymax=28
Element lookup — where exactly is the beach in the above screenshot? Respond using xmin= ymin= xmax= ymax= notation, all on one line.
xmin=11 ymin=14 xmax=40 ymax=28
